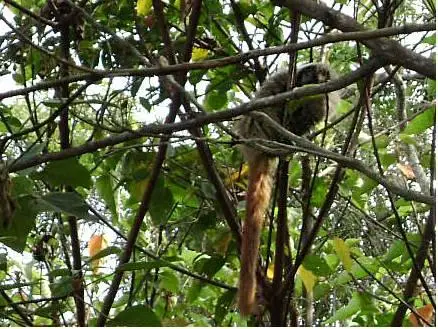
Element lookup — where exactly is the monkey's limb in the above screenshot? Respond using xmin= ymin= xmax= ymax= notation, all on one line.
xmin=239 ymin=154 xmax=275 ymax=316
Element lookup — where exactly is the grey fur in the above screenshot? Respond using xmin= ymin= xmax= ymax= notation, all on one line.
xmin=236 ymin=63 xmax=339 ymax=162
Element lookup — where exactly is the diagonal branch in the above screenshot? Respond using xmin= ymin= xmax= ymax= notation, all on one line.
xmin=273 ymin=0 xmax=435 ymax=78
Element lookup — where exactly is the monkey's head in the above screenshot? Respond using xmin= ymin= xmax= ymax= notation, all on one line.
xmin=285 ymin=63 xmax=338 ymax=136
xmin=295 ymin=63 xmax=335 ymax=87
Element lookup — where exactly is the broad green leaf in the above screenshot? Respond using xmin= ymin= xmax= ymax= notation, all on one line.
xmin=50 ymin=276 xmax=73 ymax=297
xmin=215 ymin=290 xmax=236 ymax=325
xmin=324 ymin=292 xmax=375 ymax=324
xmin=423 ymin=33 xmax=435 ymax=45
xmin=204 ymin=89 xmax=228 ymax=111
xmin=48 ymin=268 xmax=71 ymax=279
xmin=378 ymin=151 xmax=397 ymax=169
xmin=314 ymin=282 xmax=331 ymax=300
xmin=107 ymin=305 xmax=161 ymax=326
xmin=335 ymin=256 xmax=379 ymax=285
xmin=402 ymin=107 xmax=435 ymax=135
xmin=310 ymin=177 xmax=330 ymax=207
xmin=195 ymin=255 xmax=226 ymax=278
xmin=189 ymin=69 xmax=207 ymax=85
xmin=10 ymin=176 xmax=34 ymax=197
xmin=187 ymin=280 xmax=203 ymax=303
xmin=336 ymin=99 xmax=352 ymax=114
xmin=303 ymin=254 xmax=332 ymax=276
xmin=149 ymin=177 xmax=174 ymax=225
xmin=324 ymin=254 xmax=340 ymax=270
xmin=0 ymin=196 xmax=38 ymax=252
xmin=383 ymin=239 xmax=405 ymax=262
xmin=374 ymin=135 xmax=390 ymax=149
xmin=399 ymin=133 xmax=417 ymax=145
xmin=33 ymin=158 xmax=91 ymax=188
xmin=95 ymin=174 xmax=117 ymax=220
xmin=13 ymin=143 xmax=46 ymax=174
xmin=40 ymin=192 xmax=89 ymax=218
xmin=333 ymin=237 xmax=353 ymax=271
xmin=324 ymin=292 xmax=361 ymax=324
xmin=159 ymin=270 xmax=179 ymax=293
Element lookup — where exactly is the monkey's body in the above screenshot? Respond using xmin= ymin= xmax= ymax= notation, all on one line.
xmin=235 ymin=63 xmax=338 ymax=316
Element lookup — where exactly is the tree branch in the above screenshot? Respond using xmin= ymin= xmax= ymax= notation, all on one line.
xmin=273 ymin=0 xmax=435 ymax=78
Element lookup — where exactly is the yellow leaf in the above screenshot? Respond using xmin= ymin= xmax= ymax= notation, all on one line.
xmin=224 ymin=165 xmax=248 ymax=187
xmin=88 ymin=234 xmax=107 ymax=273
xmin=298 ymin=266 xmax=316 ymax=291
xmin=267 ymin=263 xmax=275 ymax=280
xmin=191 ymin=47 xmax=209 ymax=62
xmin=409 ymin=304 xmax=434 ymax=326
xmin=136 ymin=0 xmax=152 ymax=16
xmin=333 ymin=237 xmax=353 ymax=271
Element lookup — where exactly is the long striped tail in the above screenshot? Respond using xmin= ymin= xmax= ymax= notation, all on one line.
xmin=239 ymin=155 xmax=273 ymax=316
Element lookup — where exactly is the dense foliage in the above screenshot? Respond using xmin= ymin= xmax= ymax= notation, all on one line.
xmin=0 ymin=0 xmax=435 ymax=326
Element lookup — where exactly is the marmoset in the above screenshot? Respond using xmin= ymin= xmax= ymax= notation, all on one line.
xmin=235 ymin=63 xmax=339 ymax=316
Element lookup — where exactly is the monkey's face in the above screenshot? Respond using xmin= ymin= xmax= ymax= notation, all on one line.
xmin=296 ymin=63 xmax=333 ymax=87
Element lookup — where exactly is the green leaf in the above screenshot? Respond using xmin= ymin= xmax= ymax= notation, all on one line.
xmin=195 ymin=255 xmax=226 ymax=278
xmin=149 ymin=177 xmax=174 ymax=225
xmin=314 ymin=282 xmax=331 ymax=300
xmin=374 ymin=135 xmax=390 ymax=149
xmin=187 ymin=280 xmax=203 ymax=303
xmin=399 ymin=133 xmax=418 ymax=145
xmin=107 ymin=305 xmax=161 ymax=326
xmin=50 ymin=276 xmax=73 ymax=297
xmin=33 ymin=158 xmax=91 ymax=188
xmin=423 ymin=33 xmax=435 ymax=45
xmin=310 ymin=177 xmax=330 ymax=207
xmin=383 ymin=239 xmax=405 ymax=262
xmin=378 ymin=151 xmax=397 ymax=169
xmin=48 ymin=268 xmax=71 ymax=279
xmin=131 ymin=77 xmax=144 ymax=97
xmin=96 ymin=174 xmax=117 ymax=220
xmin=324 ymin=292 xmax=367 ymax=324
xmin=334 ymin=256 xmax=379 ymax=285
xmin=189 ymin=70 xmax=207 ymax=85
xmin=159 ymin=270 xmax=179 ymax=293
xmin=335 ymin=99 xmax=352 ymax=114
xmin=13 ymin=143 xmax=46 ymax=174
xmin=40 ymin=192 xmax=90 ymax=218
xmin=324 ymin=254 xmax=340 ymax=271
xmin=402 ymin=107 xmax=435 ymax=135
xmin=204 ymin=89 xmax=228 ymax=111
xmin=302 ymin=255 xmax=332 ymax=276
xmin=10 ymin=176 xmax=34 ymax=197
xmin=215 ymin=290 xmax=236 ymax=325
xmin=0 ymin=196 xmax=38 ymax=252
